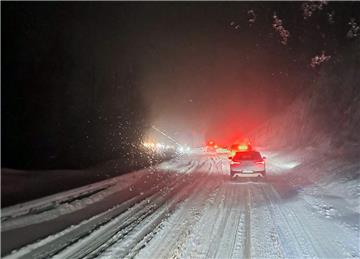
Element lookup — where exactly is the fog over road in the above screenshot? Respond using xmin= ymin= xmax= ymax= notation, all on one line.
xmin=2 ymin=152 xmax=359 ymax=259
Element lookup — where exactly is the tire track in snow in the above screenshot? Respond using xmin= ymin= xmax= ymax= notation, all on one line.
xmin=6 ymin=174 xmax=174 ymax=259
xmin=246 ymin=183 xmax=285 ymax=259
xmin=133 ymin=176 xmax=222 ymax=259
xmin=268 ymin=184 xmax=360 ymax=258
xmin=205 ymin=185 xmax=234 ymax=258
xmin=212 ymin=183 xmax=246 ymax=259
xmin=180 ymin=182 xmax=228 ymax=258
xmin=177 ymin=180 xmax=249 ymax=259
xmin=243 ymin=185 xmax=252 ymax=259
xmin=95 ymin=174 xmax=207 ymax=259
xmin=6 ymin=161 xmax=200 ymax=259
xmin=90 ymin=158 xmax=215 ymax=259
xmin=259 ymin=184 xmax=314 ymax=258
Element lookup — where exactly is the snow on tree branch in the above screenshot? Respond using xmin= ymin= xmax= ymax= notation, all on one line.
xmin=248 ymin=10 xmax=256 ymax=25
xmin=272 ymin=13 xmax=290 ymax=45
xmin=347 ymin=18 xmax=359 ymax=39
xmin=302 ymin=1 xmax=328 ymax=19
xmin=230 ymin=21 xmax=241 ymax=30
xmin=310 ymin=51 xmax=331 ymax=68
xmin=327 ymin=11 xmax=335 ymax=24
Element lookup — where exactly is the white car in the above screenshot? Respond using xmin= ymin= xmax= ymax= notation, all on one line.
xmin=230 ymin=151 xmax=266 ymax=179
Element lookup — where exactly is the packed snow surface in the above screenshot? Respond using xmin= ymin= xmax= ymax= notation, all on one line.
xmin=2 ymin=150 xmax=359 ymax=259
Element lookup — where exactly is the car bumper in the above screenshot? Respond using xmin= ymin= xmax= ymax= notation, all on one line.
xmin=231 ymin=170 xmax=266 ymax=178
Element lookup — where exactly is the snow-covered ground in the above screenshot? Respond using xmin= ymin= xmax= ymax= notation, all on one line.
xmin=2 ymin=151 xmax=359 ymax=258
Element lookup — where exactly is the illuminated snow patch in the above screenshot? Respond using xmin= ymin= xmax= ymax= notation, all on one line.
xmin=260 ymin=150 xmax=302 ymax=175
xmin=279 ymin=161 xmax=301 ymax=169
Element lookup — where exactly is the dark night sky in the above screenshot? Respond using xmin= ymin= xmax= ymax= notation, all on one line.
xmin=2 ymin=2 xmax=360 ymax=169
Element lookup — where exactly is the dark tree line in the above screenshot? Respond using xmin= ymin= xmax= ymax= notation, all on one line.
xmin=2 ymin=3 xmax=150 ymax=169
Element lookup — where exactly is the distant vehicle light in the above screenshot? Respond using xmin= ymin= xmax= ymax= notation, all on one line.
xmin=238 ymin=144 xmax=248 ymax=151
xmin=207 ymin=140 xmax=215 ymax=146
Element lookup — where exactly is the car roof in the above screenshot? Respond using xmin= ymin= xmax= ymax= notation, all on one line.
xmin=233 ymin=151 xmax=262 ymax=159
xmin=234 ymin=150 xmax=260 ymax=154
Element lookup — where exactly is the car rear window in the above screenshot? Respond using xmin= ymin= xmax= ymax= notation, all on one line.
xmin=233 ymin=151 xmax=261 ymax=161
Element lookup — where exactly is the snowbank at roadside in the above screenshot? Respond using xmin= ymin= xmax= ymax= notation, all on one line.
xmin=266 ymin=148 xmax=359 ymax=214
xmin=252 ymin=40 xmax=360 ymax=219
xmin=1 ymin=155 xmax=201 ymax=232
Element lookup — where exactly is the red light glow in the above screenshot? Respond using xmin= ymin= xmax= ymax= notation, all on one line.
xmin=238 ymin=144 xmax=248 ymax=151
xmin=207 ymin=140 xmax=215 ymax=146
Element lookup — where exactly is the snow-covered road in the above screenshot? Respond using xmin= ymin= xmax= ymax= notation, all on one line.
xmin=2 ymin=152 xmax=359 ymax=258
